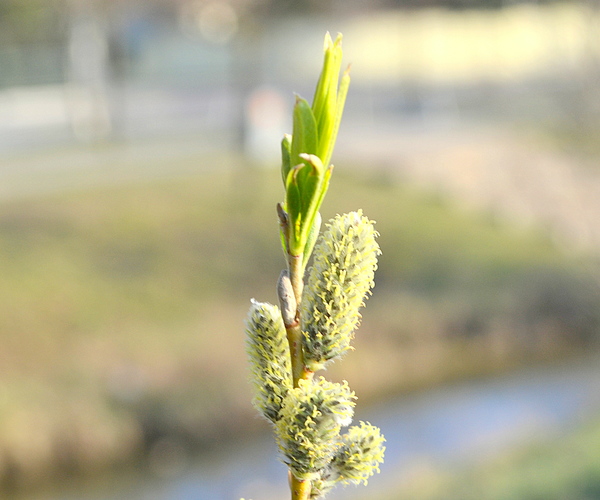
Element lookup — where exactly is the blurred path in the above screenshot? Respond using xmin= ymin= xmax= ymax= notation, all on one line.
xmin=339 ymin=119 xmax=600 ymax=253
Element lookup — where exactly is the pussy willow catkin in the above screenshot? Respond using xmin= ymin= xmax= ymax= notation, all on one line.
xmin=309 ymin=422 xmax=385 ymax=499
xmin=246 ymin=300 xmax=292 ymax=423
xmin=302 ymin=211 xmax=381 ymax=372
xmin=276 ymin=377 xmax=355 ymax=480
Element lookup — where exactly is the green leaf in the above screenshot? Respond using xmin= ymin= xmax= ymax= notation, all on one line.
xmin=285 ymin=167 xmax=303 ymax=247
xmin=322 ymin=67 xmax=350 ymax=169
xmin=277 ymin=202 xmax=290 ymax=256
xmin=290 ymin=96 xmax=318 ymax=170
xmin=281 ymin=134 xmax=292 ymax=185
xmin=311 ymin=32 xmax=334 ymax=122
xmin=295 ymin=154 xmax=326 ymax=254
xmin=313 ymin=33 xmax=344 ymax=165
xmin=284 ymin=154 xmax=326 ymax=257
xmin=302 ymin=211 xmax=322 ymax=269
xmin=312 ymin=164 xmax=333 ymax=223
xmin=281 ymin=33 xmax=349 ymax=261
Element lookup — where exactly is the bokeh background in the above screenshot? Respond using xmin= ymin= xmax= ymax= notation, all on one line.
xmin=1 ymin=0 xmax=600 ymax=499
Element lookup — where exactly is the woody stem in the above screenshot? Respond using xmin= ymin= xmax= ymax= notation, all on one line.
xmin=285 ymin=252 xmax=314 ymax=387
xmin=284 ymin=253 xmax=314 ymax=500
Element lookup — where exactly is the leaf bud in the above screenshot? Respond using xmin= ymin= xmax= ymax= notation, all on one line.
xmin=277 ymin=269 xmax=297 ymax=327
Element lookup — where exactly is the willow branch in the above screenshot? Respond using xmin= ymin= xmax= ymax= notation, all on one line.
xmin=277 ymin=268 xmax=313 ymax=387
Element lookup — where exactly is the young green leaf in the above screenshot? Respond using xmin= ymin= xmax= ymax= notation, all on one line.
xmin=291 ymin=96 xmax=318 ymax=169
xmin=281 ymin=33 xmax=349 ymax=263
xmin=322 ymin=67 xmax=350 ymax=169
xmin=281 ymin=134 xmax=292 ymax=185
xmin=302 ymin=212 xmax=322 ymax=269
xmin=312 ymin=32 xmax=343 ymax=157
xmin=286 ymin=154 xmax=325 ymax=257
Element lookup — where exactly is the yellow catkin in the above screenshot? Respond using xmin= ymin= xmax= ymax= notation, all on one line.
xmin=276 ymin=377 xmax=355 ymax=480
xmin=302 ymin=211 xmax=381 ymax=371
xmin=309 ymin=422 xmax=385 ymax=499
xmin=245 ymin=300 xmax=293 ymax=423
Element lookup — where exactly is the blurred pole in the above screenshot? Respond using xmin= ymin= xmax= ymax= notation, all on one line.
xmin=230 ymin=9 xmax=264 ymax=157
xmin=105 ymin=2 xmax=131 ymax=142
xmin=65 ymin=0 xmax=113 ymax=142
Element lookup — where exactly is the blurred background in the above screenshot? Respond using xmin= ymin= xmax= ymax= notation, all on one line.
xmin=1 ymin=0 xmax=600 ymax=499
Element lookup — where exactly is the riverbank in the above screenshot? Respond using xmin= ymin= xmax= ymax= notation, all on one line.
xmin=373 ymin=408 xmax=600 ymax=500
xmin=12 ymin=352 xmax=600 ymax=500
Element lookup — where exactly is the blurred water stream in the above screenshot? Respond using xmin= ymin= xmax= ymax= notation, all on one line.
xmin=24 ymin=353 xmax=600 ymax=500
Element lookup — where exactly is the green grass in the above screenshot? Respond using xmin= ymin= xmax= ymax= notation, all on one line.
xmin=0 ymin=161 xmax=596 ymax=488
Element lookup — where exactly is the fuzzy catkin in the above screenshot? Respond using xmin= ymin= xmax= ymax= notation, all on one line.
xmin=276 ymin=377 xmax=355 ymax=480
xmin=308 ymin=422 xmax=385 ymax=499
xmin=331 ymin=421 xmax=386 ymax=485
xmin=309 ymin=466 xmax=338 ymax=500
xmin=302 ymin=211 xmax=380 ymax=371
xmin=245 ymin=300 xmax=292 ymax=423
